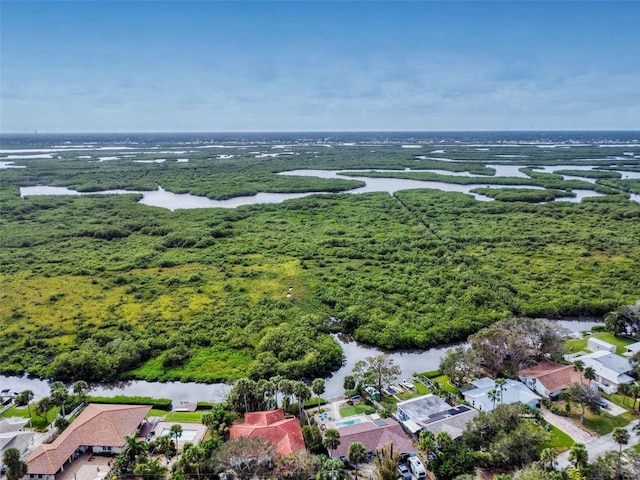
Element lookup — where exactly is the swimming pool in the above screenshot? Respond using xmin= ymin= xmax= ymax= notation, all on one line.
xmin=158 ymin=428 xmax=198 ymax=441
xmin=334 ymin=418 xmax=363 ymax=429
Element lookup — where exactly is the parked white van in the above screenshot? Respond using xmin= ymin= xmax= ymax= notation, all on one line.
xmin=407 ymin=456 xmax=426 ymax=479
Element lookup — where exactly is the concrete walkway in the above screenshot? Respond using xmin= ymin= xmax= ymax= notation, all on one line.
xmin=540 ymin=406 xmax=593 ymax=444
xmin=556 ymin=419 xmax=640 ymax=469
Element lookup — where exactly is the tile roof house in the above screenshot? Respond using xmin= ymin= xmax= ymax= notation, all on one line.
xmin=330 ymin=419 xmax=414 ymax=458
xmin=463 ymin=378 xmax=541 ymax=412
xmin=229 ymin=410 xmax=305 ymax=456
xmin=26 ymin=404 xmax=151 ymax=480
xmin=569 ymin=350 xmax=634 ymax=393
xmin=518 ymin=361 xmax=586 ymax=398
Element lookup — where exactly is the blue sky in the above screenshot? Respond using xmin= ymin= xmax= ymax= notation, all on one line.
xmin=1 ymin=1 xmax=639 ymax=132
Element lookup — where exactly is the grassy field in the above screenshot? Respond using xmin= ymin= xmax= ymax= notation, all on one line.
xmin=147 ymin=409 xmax=206 ymax=423
xmin=543 ymin=424 xmax=574 ymax=452
xmin=0 ymin=405 xmax=58 ymax=430
xmin=565 ymin=332 xmax=638 ymax=355
xmin=339 ymin=404 xmax=375 ymax=418
xmin=581 ymin=410 xmax=636 ymax=435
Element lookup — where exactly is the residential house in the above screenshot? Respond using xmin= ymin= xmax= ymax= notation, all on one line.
xmin=396 ymin=394 xmax=478 ymax=439
xmin=0 ymin=418 xmax=35 ymax=461
xmin=587 ymin=337 xmax=616 ymax=354
xmin=570 ymin=350 xmax=634 ymax=393
xmin=26 ymin=404 xmax=151 ymax=480
xmin=519 ymin=361 xmax=586 ymax=398
xmin=229 ymin=409 xmax=305 ymax=456
xmin=624 ymin=341 xmax=640 ymax=357
xmin=463 ymin=378 xmax=541 ymax=412
xmin=330 ymin=418 xmax=414 ymax=458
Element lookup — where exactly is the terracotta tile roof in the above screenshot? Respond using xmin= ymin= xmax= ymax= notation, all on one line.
xmin=26 ymin=404 xmax=151 ymax=476
xmin=331 ymin=419 xmax=414 ymax=458
xmin=230 ymin=409 xmax=306 ymax=456
xmin=519 ymin=361 xmax=585 ymax=392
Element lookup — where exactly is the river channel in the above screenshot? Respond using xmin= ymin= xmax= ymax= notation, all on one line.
xmin=20 ymin=164 xmax=637 ymax=209
xmin=0 ymin=319 xmax=601 ymax=404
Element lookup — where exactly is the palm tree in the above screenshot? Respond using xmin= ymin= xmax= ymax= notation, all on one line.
xmin=495 ymin=378 xmax=507 ymax=405
xmin=293 ymin=381 xmax=311 ymax=424
xmin=322 ymin=428 xmax=341 ymax=457
xmin=613 ymin=426 xmax=630 ymax=475
xmin=119 ymin=434 xmax=148 ymax=473
xmin=35 ymin=396 xmax=53 ymax=424
xmin=373 ymin=442 xmax=400 ymax=480
xmin=573 ymin=360 xmax=585 ymax=384
xmin=419 ymin=430 xmax=436 ymax=464
xmin=17 ymin=390 xmax=34 ymax=422
xmin=631 ymin=383 xmax=640 ymax=411
xmin=348 ymin=442 xmax=367 ymax=480
xmin=584 ymin=366 xmax=596 ymax=387
xmin=312 ymin=378 xmax=326 ymax=413
xmin=50 ymin=381 xmax=68 ymax=416
xmin=435 ymin=431 xmax=453 ymax=449
xmin=539 ymin=447 xmax=558 ymax=471
xmin=279 ymin=379 xmax=296 ymax=411
xmin=3 ymin=447 xmax=28 ymax=480
xmin=169 ymin=424 xmax=183 ymax=453
xmin=488 ymin=388 xmax=499 ymax=411
xmin=568 ymin=443 xmax=588 ymax=470
xmin=73 ymin=380 xmax=89 ymax=403
xmin=618 ymin=383 xmax=632 ymax=406
xmin=234 ymin=377 xmax=255 ymax=413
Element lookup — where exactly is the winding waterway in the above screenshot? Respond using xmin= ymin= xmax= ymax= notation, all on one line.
xmin=0 ymin=319 xmax=601 ymax=403
xmin=20 ymin=166 xmax=621 ymax=209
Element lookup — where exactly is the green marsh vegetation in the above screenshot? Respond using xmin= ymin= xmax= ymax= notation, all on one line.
xmin=1 ymin=143 xmax=639 ymax=383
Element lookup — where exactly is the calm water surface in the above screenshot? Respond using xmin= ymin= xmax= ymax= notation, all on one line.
xmin=0 ymin=319 xmax=600 ymax=402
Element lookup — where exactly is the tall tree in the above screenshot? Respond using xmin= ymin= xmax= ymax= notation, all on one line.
xmin=169 ymin=424 xmax=183 ymax=453
xmin=539 ymin=447 xmax=558 ymax=471
xmin=495 ymin=378 xmax=507 ymax=405
xmin=488 ymin=389 xmax=499 ymax=411
xmin=352 ymin=354 xmax=400 ymax=393
xmin=583 ymin=366 xmax=596 ymax=387
xmin=439 ymin=346 xmax=481 ymax=387
xmin=612 ymin=426 xmax=630 ymax=476
xmin=35 ymin=396 xmax=53 ymax=423
xmin=201 ymin=403 xmax=234 ymax=440
xmin=563 ymin=383 xmax=601 ymax=424
xmin=293 ymin=381 xmax=311 ymax=424
xmin=373 ymin=442 xmax=400 ymax=480
xmin=49 ymin=381 xmax=68 ymax=416
xmin=348 ymin=442 xmax=367 ymax=480
xmin=72 ymin=380 xmax=89 ymax=402
xmin=573 ymin=360 xmax=585 ymax=384
xmin=311 ymin=378 xmax=326 ymax=413
xmin=3 ymin=448 xmax=27 ymax=480
xmin=568 ymin=443 xmax=588 ymax=471
xmin=322 ymin=428 xmax=341 ymax=457
xmin=15 ymin=390 xmax=34 ymax=419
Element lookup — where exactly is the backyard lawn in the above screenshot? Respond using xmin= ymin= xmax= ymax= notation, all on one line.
xmin=543 ymin=424 xmax=574 ymax=452
xmin=0 ymin=405 xmax=57 ymax=430
xmin=565 ymin=332 xmax=637 ymax=355
xmin=340 ymin=404 xmax=375 ymax=418
xmin=147 ymin=409 xmax=205 ymax=423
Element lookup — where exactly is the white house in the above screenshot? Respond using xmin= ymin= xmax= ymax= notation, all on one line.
xmin=463 ymin=378 xmax=541 ymax=412
xmin=624 ymin=341 xmax=640 ymax=357
xmin=570 ymin=350 xmax=634 ymax=393
xmin=519 ymin=361 xmax=586 ymax=399
xmin=396 ymin=394 xmax=478 ymax=439
xmin=587 ymin=337 xmax=616 ymax=354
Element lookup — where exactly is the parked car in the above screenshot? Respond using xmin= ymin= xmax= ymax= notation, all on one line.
xmin=397 ymin=463 xmax=412 ymax=480
xmin=596 ymin=398 xmax=608 ymax=408
xmin=407 ymin=456 xmax=427 ymax=479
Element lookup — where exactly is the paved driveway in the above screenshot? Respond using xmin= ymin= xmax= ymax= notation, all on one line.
xmin=556 ymin=419 xmax=640 ymax=469
xmin=540 ymin=406 xmax=593 ymax=444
